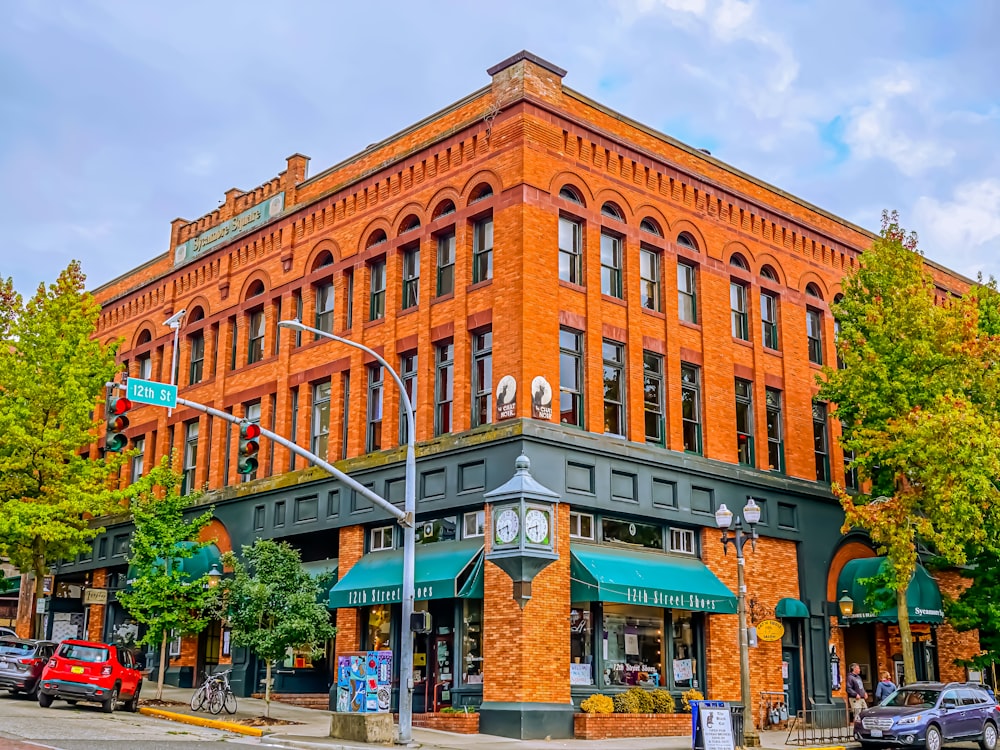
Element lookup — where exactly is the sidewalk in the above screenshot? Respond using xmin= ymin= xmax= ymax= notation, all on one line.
xmin=149 ymin=684 xmax=836 ymax=750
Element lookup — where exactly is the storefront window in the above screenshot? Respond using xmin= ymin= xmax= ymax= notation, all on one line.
xmin=416 ymin=517 xmax=457 ymax=544
xmin=367 ymin=604 xmax=392 ymax=651
xmin=601 ymin=518 xmax=663 ymax=549
xmin=602 ymin=603 xmax=663 ymax=687
xmin=283 ymin=645 xmax=316 ymax=669
xmin=461 ymin=599 xmax=483 ymax=685
xmin=570 ymin=606 xmax=594 ymax=685
xmin=670 ymin=610 xmax=697 ymax=689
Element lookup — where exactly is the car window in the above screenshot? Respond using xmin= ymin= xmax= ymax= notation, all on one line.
xmin=941 ymin=690 xmax=960 ymax=706
xmin=118 ymin=650 xmax=132 ymax=668
xmin=885 ymin=689 xmax=938 ymax=708
xmin=959 ymin=689 xmax=979 ymax=706
xmin=58 ymin=644 xmax=109 ymax=663
xmin=0 ymin=640 xmax=32 ymax=656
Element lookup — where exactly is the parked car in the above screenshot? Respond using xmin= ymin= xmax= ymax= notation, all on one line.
xmin=0 ymin=627 xmax=16 ymax=638
xmin=854 ymin=681 xmax=998 ymax=750
xmin=0 ymin=638 xmax=57 ymax=699
xmin=38 ymin=639 xmax=142 ymax=713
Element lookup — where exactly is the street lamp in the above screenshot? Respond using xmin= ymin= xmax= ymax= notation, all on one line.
xmin=716 ymin=495 xmax=761 ymax=747
xmin=838 ymin=590 xmax=855 ymax=618
xmin=278 ymin=318 xmax=417 ymax=744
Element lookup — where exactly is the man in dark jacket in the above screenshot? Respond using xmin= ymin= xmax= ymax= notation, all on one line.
xmin=846 ymin=663 xmax=868 ymax=718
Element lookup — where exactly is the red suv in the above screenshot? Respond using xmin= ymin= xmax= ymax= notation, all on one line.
xmin=38 ymin=640 xmax=142 ymax=713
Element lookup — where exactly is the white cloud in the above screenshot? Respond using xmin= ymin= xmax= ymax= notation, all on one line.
xmin=914 ymin=179 xmax=1000 ymax=279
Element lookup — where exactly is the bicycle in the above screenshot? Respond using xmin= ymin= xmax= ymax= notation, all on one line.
xmin=190 ymin=669 xmax=237 ymax=715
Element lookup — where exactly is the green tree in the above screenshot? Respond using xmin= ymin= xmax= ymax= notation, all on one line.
xmin=0 ymin=262 xmax=123 ymax=637
xmin=819 ymin=211 xmax=1000 ymax=684
xmin=218 ymin=540 xmax=336 ymax=717
xmin=115 ymin=461 xmax=216 ymax=699
xmin=945 ymin=547 xmax=1000 ymax=684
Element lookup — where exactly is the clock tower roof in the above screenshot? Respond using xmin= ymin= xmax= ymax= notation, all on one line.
xmin=484 ymin=453 xmax=559 ymax=503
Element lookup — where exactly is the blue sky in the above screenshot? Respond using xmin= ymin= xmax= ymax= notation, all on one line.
xmin=2 ymin=0 xmax=999 ymax=297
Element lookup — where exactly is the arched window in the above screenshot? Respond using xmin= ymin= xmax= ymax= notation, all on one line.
xmin=640 ymin=218 xmax=663 ymax=236
xmin=601 ymin=202 xmax=624 ymax=222
xmin=399 ymin=214 xmax=420 ymax=234
xmin=760 ymin=265 xmax=778 ymax=282
xmin=366 ymin=229 xmax=388 ymax=249
xmin=730 ymin=253 xmax=750 ymax=270
xmin=432 ymin=199 xmax=456 ymax=220
xmin=806 ymin=283 xmax=823 ymax=300
xmin=469 ymin=183 xmax=493 ymax=203
xmin=188 ymin=306 xmax=205 ymax=322
xmin=677 ymin=232 xmax=698 ymax=251
xmin=245 ymin=280 xmax=265 ymax=299
xmin=137 ymin=329 xmax=152 ymax=346
xmin=311 ymin=251 xmax=334 ymax=271
xmin=559 ymin=185 xmax=584 ymax=205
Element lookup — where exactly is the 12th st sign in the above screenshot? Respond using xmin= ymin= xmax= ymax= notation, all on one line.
xmin=126 ymin=377 xmax=177 ymax=409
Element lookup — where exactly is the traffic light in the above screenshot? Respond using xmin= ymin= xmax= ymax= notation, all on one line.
xmin=105 ymin=396 xmax=132 ymax=453
xmin=237 ymin=420 xmax=261 ymax=475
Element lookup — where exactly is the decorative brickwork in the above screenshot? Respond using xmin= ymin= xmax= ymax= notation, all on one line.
xmin=574 ymin=712 xmax=691 ymax=739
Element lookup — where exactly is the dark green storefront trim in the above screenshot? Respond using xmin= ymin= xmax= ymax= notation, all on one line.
xmin=837 ymin=557 xmax=944 ymax=625
xmin=570 ymin=543 xmax=737 ymax=613
xmin=0 ymin=576 xmax=20 ymax=596
xmin=775 ymin=597 xmax=809 ymax=618
xmin=329 ymin=539 xmax=483 ymax=608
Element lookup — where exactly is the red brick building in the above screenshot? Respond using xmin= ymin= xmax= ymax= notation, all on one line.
xmin=40 ymin=52 xmax=979 ymax=739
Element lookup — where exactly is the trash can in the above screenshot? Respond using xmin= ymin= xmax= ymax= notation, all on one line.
xmin=729 ymin=703 xmax=745 ymax=745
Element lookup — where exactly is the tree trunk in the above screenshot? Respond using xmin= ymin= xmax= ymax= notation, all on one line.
xmin=897 ymin=587 xmax=916 ymax=685
xmin=156 ymin=630 xmax=167 ymax=700
xmin=264 ymin=659 xmax=272 ymax=719
xmin=31 ymin=562 xmax=46 ymax=640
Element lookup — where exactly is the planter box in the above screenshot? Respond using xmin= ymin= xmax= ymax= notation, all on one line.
xmin=412 ymin=712 xmax=480 ymax=734
xmin=574 ymin=712 xmax=691 ymax=740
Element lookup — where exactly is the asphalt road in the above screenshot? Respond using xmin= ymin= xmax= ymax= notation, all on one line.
xmin=0 ymin=691 xmax=260 ymax=750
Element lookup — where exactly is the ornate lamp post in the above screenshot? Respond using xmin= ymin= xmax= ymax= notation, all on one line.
xmin=715 ymin=495 xmax=761 ymax=747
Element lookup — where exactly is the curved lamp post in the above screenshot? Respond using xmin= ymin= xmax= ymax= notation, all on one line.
xmin=716 ymin=496 xmax=762 ymax=747
xmin=277 ymin=318 xmax=417 ymax=744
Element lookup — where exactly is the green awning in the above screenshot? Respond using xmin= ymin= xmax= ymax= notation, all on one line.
xmin=837 ymin=557 xmax=944 ymax=625
xmin=775 ymin=597 xmax=810 ymax=619
xmin=127 ymin=542 xmax=222 ymax=586
xmin=302 ymin=560 xmax=339 ymax=604
xmin=570 ymin=544 xmax=737 ymax=614
xmin=329 ymin=539 xmax=483 ymax=609
xmin=0 ymin=576 xmax=20 ymax=596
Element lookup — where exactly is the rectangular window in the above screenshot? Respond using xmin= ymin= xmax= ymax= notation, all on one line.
xmin=366 ymin=365 xmax=383 ymax=453
xmin=844 ymin=447 xmax=858 ymax=490
xmin=472 ymin=217 xmax=493 ymax=283
xmin=472 ymin=330 xmax=492 ymax=428
xmin=669 ymin=528 xmax=695 ymax=554
xmin=681 ymin=363 xmax=702 ymax=454
xmin=735 ymin=379 xmax=754 ymax=466
xmin=247 ymin=309 xmax=265 ymax=364
xmin=369 ymin=260 xmax=386 ymax=321
xmin=130 ymin=436 xmax=145 ymax=481
xmin=221 ymin=417 xmax=230 ymax=487
xmin=289 ymin=388 xmax=299 ymax=470
xmin=559 ymin=328 xmax=584 ymax=428
xmin=344 ymin=270 xmax=354 ymax=330
xmin=835 ymin=319 xmax=845 ymax=369
xmin=678 ymin=262 xmax=698 ymax=323
xmin=463 ymin=510 xmax=485 ymax=538
xmin=766 ymin=387 xmax=785 ymax=473
xmin=436 ymin=231 xmax=455 ymax=296
xmin=600 ymin=233 xmax=623 ymax=298
xmin=601 ymin=517 xmax=663 ymax=549
xmin=807 ymin=308 xmax=824 ymax=365
xmin=242 ymin=401 xmax=261 ymax=482
xmin=731 ymin=282 xmax=749 ymax=340
xmin=643 ymin=351 xmax=665 ymax=446
xmin=761 ymin=291 xmax=779 ymax=350
xmin=558 ymin=216 xmax=582 ymax=285
xmin=370 ymin=526 xmax=394 ymax=552
xmin=315 ymin=282 xmax=334 ymax=334
xmin=311 ymin=381 xmax=331 ymax=459
xmin=461 ymin=599 xmax=483 ymax=685
xmin=401 ymin=246 xmax=419 ymax=310
xmin=399 ymin=353 xmax=417 ymax=445
xmin=340 ymin=371 xmax=351 ymax=460
xmin=138 ymin=353 xmax=152 ymax=380
xmin=435 ymin=342 xmax=454 ymax=436
xmin=293 ymin=291 xmax=303 ymax=346
xmin=267 ymin=392 xmax=276 ymax=476
xmin=182 ymin=420 xmax=198 ymax=494
xmin=601 ymin=603 xmax=662 ymax=688
xmin=229 ymin=317 xmax=238 ymax=371
xmin=273 ymin=296 xmax=282 ymax=355
xmin=603 ymin=340 xmax=625 ymax=436
xmin=814 ymin=401 xmax=830 ymax=482
xmin=416 ymin=517 xmax=457 ymax=545
xmin=569 ymin=511 xmax=594 ymax=540
xmin=188 ymin=332 xmax=205 ymax=385
xmin=640 ymin=247 xmax=661 ymax=311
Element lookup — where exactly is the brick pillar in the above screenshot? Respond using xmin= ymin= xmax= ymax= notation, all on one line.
xmin=334 ymin=526 xmax=364 ymax=658
xmin=87 ymin=569 xmax=108 ymax=641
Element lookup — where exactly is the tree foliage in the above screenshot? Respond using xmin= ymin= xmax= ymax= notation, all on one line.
xmin=0 ymin=262 xmax=123 ymax=636
xmin=115 ymin=460 xmax=215 ymax=699
xmin=819 ymin=211 xmax=1000 ymax=682
xmin=218 ymin=539 xmax=336 ymax=716
xmin=945 ymin=546 xmax=1000 ymax=674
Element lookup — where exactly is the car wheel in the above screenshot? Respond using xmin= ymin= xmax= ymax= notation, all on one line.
xmin=926 ymin=724 xmax=943 ymax=750
xmin=102 ymin=687 xmax=118 ymax=714
xmin=124 ymin=684 xmax=141 ymax=713
xmin=37 ymin=692 xmax=53 ymax=708
xmin=26 ymin=684 xmax=38 ymax=701
xmin=981 ymin=721 xmax=998 ymax=750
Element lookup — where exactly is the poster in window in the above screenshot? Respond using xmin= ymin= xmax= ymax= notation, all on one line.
xmin=673 ymin=658 xmax=693 ymax=683
xmin=624 ymin=625 xmax=639 ymax=656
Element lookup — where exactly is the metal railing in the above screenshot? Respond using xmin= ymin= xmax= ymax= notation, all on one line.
xmin=786 ymin=704 xmax=853 ymax=746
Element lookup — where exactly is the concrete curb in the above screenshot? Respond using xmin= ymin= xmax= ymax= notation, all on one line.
xmin=138 ymin=706 xmax=265 ymax=737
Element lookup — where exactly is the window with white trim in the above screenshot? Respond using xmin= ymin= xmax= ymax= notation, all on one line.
xmin=669 ymin=528 xmax=696 ymax=555
xmin=370 ymin=526 xmax=394 ymax=552
xmin=569 ymin=511 xmax=594 ymax=540
xmin=463 ymin=511 xmax=485 ymax=538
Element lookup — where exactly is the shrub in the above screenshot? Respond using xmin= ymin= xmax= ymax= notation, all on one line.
xmin=650 ymin=689 xmax=676 ymax=714
xmin=681 ymin=688 xmax=704 ymax=713
xmin=440 ymin=705 xmax=478 ymax=714
xmin=613 ymin=687 xmax=656 ymax=713
xmin=580 ymin=694 xmax=614 ymax=714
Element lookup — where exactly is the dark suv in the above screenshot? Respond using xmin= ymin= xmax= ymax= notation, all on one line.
xmin=854 ymin=681 xmax=998 ymax=750
xmin=0 ymin=638 xmax=57 ymax=699
xmin=38 ymin=640 xmax=142 ymax=713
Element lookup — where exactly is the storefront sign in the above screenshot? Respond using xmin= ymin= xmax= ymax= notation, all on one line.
xmin=698 ymin=703 xmax=736 ymax=750
xmin=345 ymin=583 xmax=440 ymax=606
xmin=756 ymin=619 xmax=784 ymax=642
xmin=82 ymin=588 xmax=108 ymax=606
xmin=530 ymin=376 xmax=553 ymax=420
xmin=624 ymin=587 xmax=730 ymax=611
xmin=173 ymin=193 xmax=285 ymax=266
xmin=570 ymin=663 xmax=593 ymax=685
xmin=496 ymin=375 xmax=516 ymax=420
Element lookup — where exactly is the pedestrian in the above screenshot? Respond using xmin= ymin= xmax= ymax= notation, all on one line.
xmin=846 ymin=663 xmax=868 ymax=718
xmin=874 ymin=670 xmax=896 ymax=703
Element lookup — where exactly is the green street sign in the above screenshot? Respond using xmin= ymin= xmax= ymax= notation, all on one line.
xmin=126 ymin=378 xmax=178 ymax=409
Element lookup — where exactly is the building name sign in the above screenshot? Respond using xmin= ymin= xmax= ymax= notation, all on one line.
xmin=843 ymin=606 xmax=943 ymax=621
xmin=624 ymin=587 xmax=729 ymax=611
xmin=174 ymin=193 xmax=285 ymax=266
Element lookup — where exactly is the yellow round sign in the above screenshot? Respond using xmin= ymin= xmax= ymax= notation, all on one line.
xmin=756 ymin=619 xmax=785 ymax=642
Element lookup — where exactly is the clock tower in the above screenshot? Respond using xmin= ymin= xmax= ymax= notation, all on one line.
xmin=485 ymin=453 xmax=558 ymax=608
